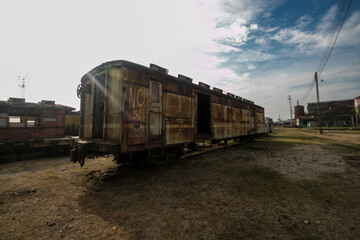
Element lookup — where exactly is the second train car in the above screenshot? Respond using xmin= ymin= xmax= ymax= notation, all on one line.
xmin=70 ymin=60 xmax=265 ymax=166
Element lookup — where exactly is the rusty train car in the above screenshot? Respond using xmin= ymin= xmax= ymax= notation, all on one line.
xmin=71 ymin=60 xmax=265 ymax=166
xmin=0 ymin=98 xmax=78 ymax=157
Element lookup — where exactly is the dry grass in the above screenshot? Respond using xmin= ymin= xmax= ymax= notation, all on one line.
xmin=0 ymin=128 xmax=360 ymax=239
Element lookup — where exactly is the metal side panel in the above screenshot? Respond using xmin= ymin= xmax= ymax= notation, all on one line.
xmin=83 ymin=79 xmax=94 ymax=139
xmin=104 ymin=67 xmax=122 ymax=141
xmin=165 ymin=93 xmax=193 ymax=145
xmin=123 ymin=83 xmax=147 ymax=146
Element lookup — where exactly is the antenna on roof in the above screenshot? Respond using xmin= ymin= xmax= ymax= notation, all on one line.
xmin=17 ymin=76 xmax=29 ymax=98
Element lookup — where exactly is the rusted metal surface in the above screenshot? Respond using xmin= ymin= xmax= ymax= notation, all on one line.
xmin=0 ymin=98 xmax=74 ymax=142
xmin=73 ymin=60 xmax=266 ymax=165
xmin=256 ymin=109 xmax=265 ymax=133
xmin=149 ymin=80 xmax=163 ymax=136
xmin=65 ymin=112 xmax=80 ymax=136
xmin=177 ymin=74 xmax=192 ymax=83
xmin=82 ymin=75 xmax=94 ymax=139
xmin=0 ymin=98 xmax=76 ymax=156
xmin=125 ymin=84 xmax=146 ymax=145
xmin=165 ymin=93 xmax=193 ymax=145
xmin=104 ymin=68 xmax=122 ymax=141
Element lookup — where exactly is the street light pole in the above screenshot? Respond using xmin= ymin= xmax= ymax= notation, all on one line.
xmin=315 ymin=72 xmax=323 ymax=134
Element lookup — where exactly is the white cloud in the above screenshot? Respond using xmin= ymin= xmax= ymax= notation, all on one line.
xmin=217 ymin=0 xmax=286 ymax=25
xmin=336 ymin=11 xmax=360 ymax=47
xmin=316 ymin=5 xmax=338 ymax=32
xmin=215 ymin=20 xmax=250 ymax=46
xmin=250 ymin=24 xmax=259 ymax=30
xmin=271 ymin=7 xmax=360 ymax=53
xmin=235 ymin=50 xmax=276 ymax=63
xmin=295 ymin=15 xmax=313 ymax=29
xmin=248 ymin=64 xmax=257 ymax=70
xmin=272 ymin=28 xmax=326 ymax=52
xmin=242 ymin=72 xmax=251 ymax=78
xmin=254 ymin=37 xmax=267 ymax=45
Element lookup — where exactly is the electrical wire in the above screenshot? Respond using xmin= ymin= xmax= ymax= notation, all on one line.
xmin=322 ymin=61 xmax=360 ymax=79
xmin=297 ymin=0 xmax=352 ymax=105
xmin=317 ymin=0 xmax=353 ymax=79
xmin=299 ymin=80 xmax=315 ymax=105
xmin=300 ymin=61 xmax=359 ymax=104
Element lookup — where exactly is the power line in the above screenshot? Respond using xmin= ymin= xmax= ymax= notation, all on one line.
xmin=298 ymin=0 xmax=352 ymax=105
xmin=322 ymin=61 xmax=360 ymax=78
xmin=317 ymin=0 xmax=353 ymax=79
xmin=313 ymin=0 xmax=352 ymax=135
xmin=299 ymin=80 xmax=315 ymax=105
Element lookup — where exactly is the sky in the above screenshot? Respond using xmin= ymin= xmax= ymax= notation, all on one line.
xmin=0 ymin=0 xmax=359 ymax=120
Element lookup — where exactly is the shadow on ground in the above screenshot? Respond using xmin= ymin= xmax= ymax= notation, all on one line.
xmin=78 ymin=146 xmax=360 ymax=239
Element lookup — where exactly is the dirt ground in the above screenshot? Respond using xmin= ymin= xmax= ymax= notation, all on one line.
xmin=0 ymin=128 xmax=360 ymax=240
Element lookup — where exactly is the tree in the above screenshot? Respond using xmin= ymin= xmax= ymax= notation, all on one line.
xmin=321 ymin=110 xmax=336 ymax=127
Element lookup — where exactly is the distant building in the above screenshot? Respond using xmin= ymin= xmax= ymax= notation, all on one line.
xmin=294 ymin=104 xmax=316 ymax=127
xmin=294 ymin=105 xmax=304 ymax=119
xmin=282 ymin=119 xmax=294 ymax=126
xmin=307 ymin=98 xmax=356 ymax=126
xmin=295 ymin=116 xmax=316 ymax=127
xmin=355 ymin=96 xmax=360 ymax=125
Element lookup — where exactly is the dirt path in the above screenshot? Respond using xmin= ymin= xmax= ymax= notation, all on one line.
xmin=0 ymin=128 xmax=359 ymax=239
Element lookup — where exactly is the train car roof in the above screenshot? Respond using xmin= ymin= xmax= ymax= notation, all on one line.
xmin=0 ymin=98 xmax=75 ymax=112
xmin=84 ymin=60 xmax=264 ymax=110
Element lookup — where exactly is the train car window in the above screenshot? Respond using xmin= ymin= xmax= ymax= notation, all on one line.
xmin=44 ymin=117 xmax=57 ymax=122
xmin=27 ymin=115 xmax=41 ymax=127
xmin=9 ymin=115 xmax=25 ymax=127
xmin=27 ymin=120 xmax=35 ymax=127
xmin=0 ymin=113 xmax=7 ymax=127
xmin=197 ymin=93 xmax=211 ymax=134
xmin=9 ymin=116 xmax=20 ymax=123
xmin=151 ymin=82 xmax=160 ymax=103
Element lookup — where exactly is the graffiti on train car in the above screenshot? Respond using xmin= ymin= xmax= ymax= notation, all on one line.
xmin=128 ymin=86 xmax=146 ymax=122
xmin=126 ymin=86 xmax=147 ymax=145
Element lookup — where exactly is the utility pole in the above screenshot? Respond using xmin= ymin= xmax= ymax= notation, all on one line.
xmin=288 ymin=95 xmax=293 ymax=126
xmin=315 ymin=72 xmax=323 ymax=134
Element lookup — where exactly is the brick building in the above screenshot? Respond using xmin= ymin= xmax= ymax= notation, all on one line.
xmin=307 ymin=98 xmax=356 ymax=126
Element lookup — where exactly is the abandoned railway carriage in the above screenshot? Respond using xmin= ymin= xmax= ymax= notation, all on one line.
xmin=0 ymin=98 xmax=78 ymax=156
xmin=71 ymin=60 xmax=265 ymax=166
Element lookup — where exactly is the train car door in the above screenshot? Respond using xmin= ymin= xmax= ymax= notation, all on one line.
xmin=148 ymin=80 xmax=163 ymax=144
xmin=92 ymin=73 xmax=105 ymax=139
xmin=196 ymin=92 xmax=211 ymax=136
